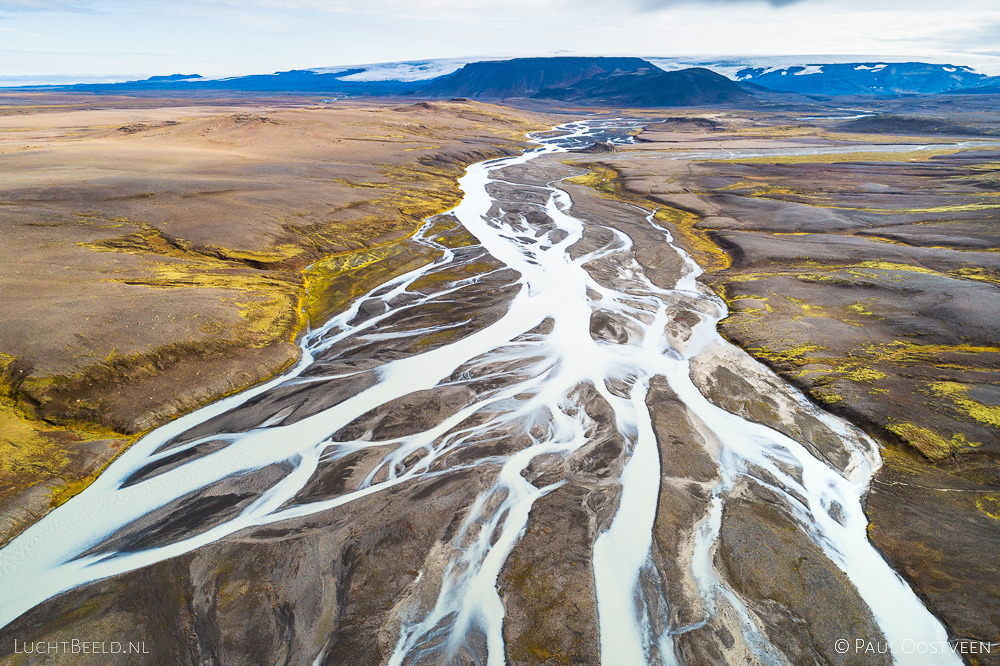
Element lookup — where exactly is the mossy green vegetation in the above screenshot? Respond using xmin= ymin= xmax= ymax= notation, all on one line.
xmin=864 ymin=341 xmax=1000 ymax=366
xmin=0 ymin=401 xmax=72 ymax=498
xmin=134 ymin=262 xmax=304 ymax=348
xmin=929 ymin=382 xmax=1000 ymax=427
xmin=810 ymin=389 xmax=845 ymax=405
xmin=0 ymin=353 xmax=124 ymax=509
xmin=837 ymin=365 xmax=886 ymax=383
xmin=721 ymin=279 xmax=998 ymax=462
xmin=976 ymin=494 xmax=1000 ymax=521
xmin=712 ymin=148 xmax=962 ymax=165
xmin=886 ymin=422 xmax=979 ymax=461
xmin=304 ymin=241 xmax=437 ymax=328
xmin=748 ymin=343 xmax=824 ymax=367
xmin=718 ymin=179 xmax=836 ymax=207
xmin=654 ymin=206 xmax=730 ymax=272
xmin=0 ymin=389 xmax=127 ymax=510
xmin=954 ymin=267 xmax=1000 ymax=287
xmin=502 ymin=542 xmax=584 ymax=665
xmin=565 ymin=165 xmax=620 ymax=196
xmin=851 ymin=261 xmax=941 ymax=275
xmin=82 ymin=220 xmax=306 ymax=349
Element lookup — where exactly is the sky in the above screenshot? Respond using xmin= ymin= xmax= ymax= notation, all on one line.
xmin=1 ymin=0 xmax=1000 ymax=84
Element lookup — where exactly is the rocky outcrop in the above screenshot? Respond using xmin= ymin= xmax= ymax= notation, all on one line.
xmin=580 ymin=141 xmax=617 ymax=153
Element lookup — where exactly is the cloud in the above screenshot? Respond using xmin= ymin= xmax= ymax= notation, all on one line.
xmin=637 ymin=0 xmax=805 ymax=6
xmin=0 ymin=0 xmax=96 ymax=11
xmin=1 ymin=0 xmax=555 ymax=20
xmin=0 ymin=0 xmax=804 ymax=15
xmin=0 ymin=24 xmax=40 ymax=32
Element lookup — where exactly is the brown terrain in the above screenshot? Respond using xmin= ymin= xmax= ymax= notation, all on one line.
xmin=562 ymin=110 xmax=1000 ymax=658
xmin=0 ymin=95 xmax=556 ymax=546
xmin=0 ymin=94 xmax=998 ymax=665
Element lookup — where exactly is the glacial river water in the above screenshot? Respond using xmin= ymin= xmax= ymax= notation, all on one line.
xmin=0 ymin=120 xmax=961 ymax=665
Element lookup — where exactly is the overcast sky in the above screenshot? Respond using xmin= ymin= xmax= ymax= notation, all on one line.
xmin=1 ymin=0 xmax=999 ymax=84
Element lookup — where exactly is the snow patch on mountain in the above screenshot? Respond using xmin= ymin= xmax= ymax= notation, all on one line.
xmin=314 ymin=58 xmax=486 ymax=82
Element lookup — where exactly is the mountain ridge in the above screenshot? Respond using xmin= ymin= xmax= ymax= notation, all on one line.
xmin=736 ymin=62 xmax=987 ymax=95
xmin=532 ymin=66 xmax=752 ymax=106
xmin=8 ymin=55 xmax=1000 ymax=101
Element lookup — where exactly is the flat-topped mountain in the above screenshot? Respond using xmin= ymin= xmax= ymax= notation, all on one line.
xmin=421 ymin=56 xmax=653 ymax=99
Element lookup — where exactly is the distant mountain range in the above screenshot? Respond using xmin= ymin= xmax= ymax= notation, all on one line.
xmin=17 ymin=55 xmax=1000 ymax=105
xmin=58 ymin=57 xmax=753 ymax=107
xmin=67 ymin=69 xmax=419 ymax=96
xmin=732 ymin=62 xmax=990 ymax=95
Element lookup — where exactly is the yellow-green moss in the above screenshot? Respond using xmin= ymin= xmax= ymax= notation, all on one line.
xmin=886 ymin=422 xmax=972 ymax=461
xmin=812 ymin=390 xmax=845 ymax=405
xmin=851 ymin=261 xmax=941 ymax=275
xmin=847 ymin=302 xmax=875 ymax=316
xmin=837 ymin=365 xmax=886 ymax=383
xmin=976 ymin=494 xmax=1000 ymax=521
xmin=0 ymin=394 xmax=127 ymax=508
xmin=654 ymin=206 xmax=730 ymax=272
xmin=566 ymin=165 xmax=620 ymax=196
xmin=129 ymin=260 xmax=304 ymax=348
xmin=868 ymin=201 xmax=1000 ymax=215
xmin=715 ymin=148 xmax=961 ymax=165
xmin=0 ymin=402 xmax=70 ymax=497
xmin=748 ymin=344 xmax=824 ymax=367
xmin=303 ymin=241 xmax=435 ymax=327
xmin=864 ymin=341 xmax=1000 ymax=366
xmin=953 ymin=267 xmax=1000 ymax=286
xmin=82 ymin=222 xmax=191 ymax=258
xmin=205 ymin=244 xmax=305 ymax=265
xmin=501 ymin=557 xmax=575 ymax=666
xmin=929 ymin=382 xmax=1000 ymax=427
